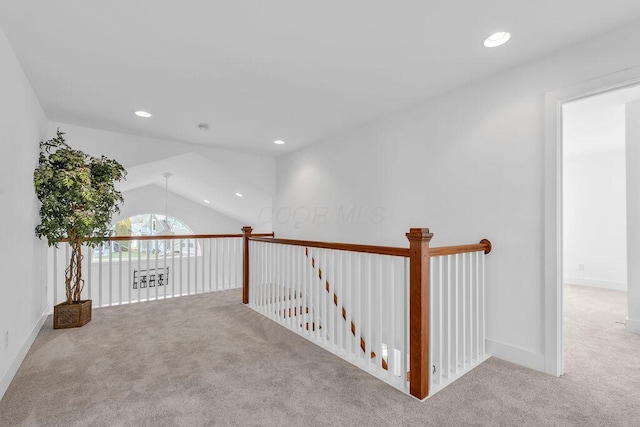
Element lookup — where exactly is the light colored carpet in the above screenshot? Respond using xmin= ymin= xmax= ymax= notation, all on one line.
xmin=1 ymin=285 xmax=639 ymax=426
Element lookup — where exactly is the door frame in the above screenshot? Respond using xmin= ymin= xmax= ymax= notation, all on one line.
xmin=544 ymin=66 xmax=640 ymax=376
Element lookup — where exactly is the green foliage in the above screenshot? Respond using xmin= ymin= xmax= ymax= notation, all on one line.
xmin=34 ymin=129 xmax=127 ymax=247
xmin=115 ymin=217 xmax=132 ymax=236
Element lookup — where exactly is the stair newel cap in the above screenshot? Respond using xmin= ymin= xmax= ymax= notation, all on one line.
xmin=241 ymin=226 xmax=253 ymax=235
xmin=405 ymin=228 xmax=434 ymax=242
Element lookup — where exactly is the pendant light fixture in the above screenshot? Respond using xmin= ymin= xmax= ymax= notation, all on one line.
xmin=158 ymin=172 xmax=175 ymax=236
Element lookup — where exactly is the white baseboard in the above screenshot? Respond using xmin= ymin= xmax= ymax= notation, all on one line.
xmin=564 ymin=277 xmax=627 ymax=291
xmin=626 ymin=317 xmax=640 ymax=335
xmin=0 ymin=308 xmax=48 ymax=401
xmin=485 ymin=338 xmax=545 ymax=372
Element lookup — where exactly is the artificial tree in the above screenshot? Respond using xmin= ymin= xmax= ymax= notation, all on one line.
xmin=34 ymin=130 xmax=126 ymax=324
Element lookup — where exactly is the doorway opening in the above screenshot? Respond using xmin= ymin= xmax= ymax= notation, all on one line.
xmin=545 ymin=67 xmax=640 ymax=376
xmin=561 ymin=87 xmax=639 ymax=378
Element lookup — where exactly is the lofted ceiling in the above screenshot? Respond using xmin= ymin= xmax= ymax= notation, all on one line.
xmin=2 ymin=1 xmax=640 ymax=157
xmin=119 ymin=152 xmax=272 ymax=225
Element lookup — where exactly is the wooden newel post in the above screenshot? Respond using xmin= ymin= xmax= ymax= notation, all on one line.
xmin=406 ymin=227 xmax=433 ymax=400
xmin=242 ymin=226 xmax=253 ymax=304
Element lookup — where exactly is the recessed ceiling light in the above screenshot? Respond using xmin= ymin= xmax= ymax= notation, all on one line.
xmin=274 ymin=140 xmax=286 ymax=145
xmin=203 ymin=199 xmax=210 ymax=204
xmin=235 ymin=192 xmax=243 ymax=198
xmin=483 ymin=32 xmax=511 ymax=48
xmin=134 ymin=110 xmax=152 ymax=118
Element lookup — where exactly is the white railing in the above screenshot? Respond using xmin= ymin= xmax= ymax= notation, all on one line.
xmin=244 ymin=231 xmax=492 ymax=400
xmin=248 ymin=239 xmax=410 ymax=392
xmin=48 ymin=234 xmax=248 ymax=309
xmin=429 ymin=250 xmax=488 ymax=395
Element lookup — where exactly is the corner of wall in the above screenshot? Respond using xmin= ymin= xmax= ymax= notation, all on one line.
xmin=485 ymin=339 xmax=545 ymax=372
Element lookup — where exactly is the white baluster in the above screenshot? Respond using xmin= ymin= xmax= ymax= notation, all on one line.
xmin=253 ymin=240 xmax=257 ymax=306
xmin=340 ymin=251 xmax=353 ymax=360
xmin=470 ymin=251 xmax=475 ymax=361
xmin=337 ymin=251 xmax=343 ymax=354
xmin=438 ymin=256 xmax=443 ymax=382
xmin=52 ymin=247 xmax=58 ymax=306
xmin=404 ymin=257 xmax=409 ymax=390
xmin=207 ymin=239 xmax=212 ymax=293
xmin=480 ymin=253 xmax=487 ymax=357
xmin=321 ymin=249 xmax=327 ymax=343
xmin=281 ymin=244 xmax=286 ymax=322
xmin=388 ymin=256 xmax=395 ymax=380
xmin=214 ymin=238 xmax=219 ymax=291
xmin=127 ymin=240 xmax=132 ymax=304
xmin=355 ymin=253 xmax=362 ymax=365
xmin=193 ymin=238 xmax=198 ymax=295
xmin=446 ymin=255 xmax=452 ymax=378
xmin=118 ymin=241 xmax=123 ymax=305
xmin=429 ymin=257 xmax=436 ymax=384
xmin=258 ymin=242 xmax=263 ymax=310
xmin=163 ymin=239 xmax=168 ymax=299
xmin=238 ymin=238 xmax=242 ymax=289
xmin=375 ymin=255 xmax=382 ymax=374
xmin=178 ymin=239 xmax=183 ymax=297
xmin=259 ymin=242 xmax=264 ymax=311
xmin=154 ymin=239 xmax=160 ymax=300
xmin=108 ymin=241 xmax=113 ymax=306
xmin=364 ymin=253 xmax=370 ymax=367
xmin=282 ymin=244 xmax=287 ymax=325
xmin=266 ymin=241 xmax=271 ymax=313
xmin=273 ymin=243 xmax=278 ymax=317
xmin=305 ymin=247 xmax=312 ymax=336
xmin=331 ymin=249 xmax=336 ymax=347
xmin=227 ymin=238 xmax=232 ymax=290
xmin=187 ymin=238 xmax=192 ymax=296
xmin=476 ymin=251 xmax=481 ymax=360
xmin=136 ymin=240 xmax=141 ymax=303
xmin=287 ymin=244 xmax=293 ymax=327
xmin=170 ymin=239 xmax=175 ymax=298
xmin=462 ymin=252 xmax=467 ymax=368
xmin=98 ymin=242 xmax=103 ymax=307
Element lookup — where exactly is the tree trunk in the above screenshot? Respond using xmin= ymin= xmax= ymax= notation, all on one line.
xmin=66 ymin=236 xmax=84 ymax=305
xmin=64 ymin=240 xmax=75 ymax=305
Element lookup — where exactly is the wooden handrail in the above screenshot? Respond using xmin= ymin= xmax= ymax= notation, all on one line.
xmin=248 ymin=236 xmax=410 ymax=257
xmin=429 ymin=239 xmax=492 ymax=257
xmin=56 ymin=232 xmax=275 ymax=243
xmin=248 ymin=236 xmax=492 ymax=259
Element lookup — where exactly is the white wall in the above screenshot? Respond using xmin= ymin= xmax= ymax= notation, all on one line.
xmin=113 ymin=184 xmax=244 ymax=234
xmin=626 ymin=101 xmax=640 ymax=334
xmin=563 ymin=146 xmax=627 ymax=289
xmin=0 ymin=25 xmax=48 ymax=399
xmin=275 ymin=22 xmax=640 ymax=370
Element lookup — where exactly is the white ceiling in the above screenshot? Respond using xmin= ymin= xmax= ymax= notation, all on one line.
xmin=2 ymin=1 xmax=640 ymax=157
xmin=563 ymin=84 xmax=640 ymax=158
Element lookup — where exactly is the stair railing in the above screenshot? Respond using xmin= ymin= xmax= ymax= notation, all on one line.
xmin=241 ymin=226 xmax=491 ymax=400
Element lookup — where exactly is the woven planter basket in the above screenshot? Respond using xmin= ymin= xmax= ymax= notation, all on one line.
xmin=53 ymin=300 xmax=92 ymax=329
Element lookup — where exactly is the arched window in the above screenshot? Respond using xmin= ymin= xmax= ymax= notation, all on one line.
xmin=92 ymin=214 xmax=199 ymax=262
xmin=114 ymin=213 xmax=194 ymax=236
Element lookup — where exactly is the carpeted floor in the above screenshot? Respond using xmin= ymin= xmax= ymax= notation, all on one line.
xmin=1 ymin=285 xmax=639 ymax=426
